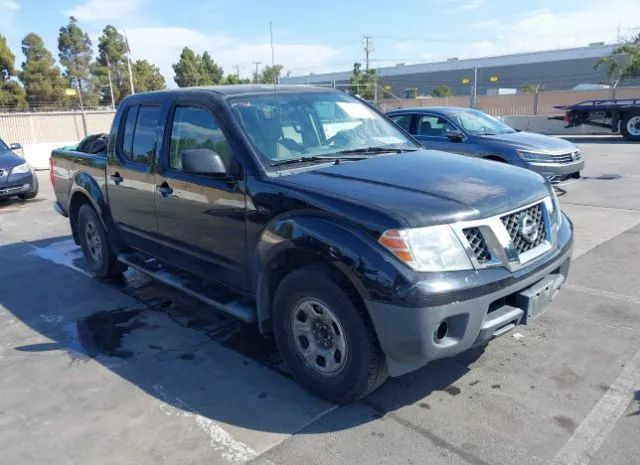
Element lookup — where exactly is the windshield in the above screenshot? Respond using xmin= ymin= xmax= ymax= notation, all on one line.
xmin=449 ymin=110 xmax=516 ymax=135
xmin=229 ymin=91 xmax=417 ymax=167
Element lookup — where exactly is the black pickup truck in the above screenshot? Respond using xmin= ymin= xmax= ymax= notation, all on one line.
xmin=51 ymin=85 xmax=573 ymax=403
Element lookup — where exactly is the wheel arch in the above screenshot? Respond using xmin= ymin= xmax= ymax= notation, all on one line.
xmin=251 ymin=214 xmax=399 ymax=335
xmin=68 ymin=172 xmax=108 ymax=244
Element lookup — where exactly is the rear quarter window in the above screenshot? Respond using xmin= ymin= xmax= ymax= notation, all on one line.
xmin=118 ymin=104 xmax=161 ymax=164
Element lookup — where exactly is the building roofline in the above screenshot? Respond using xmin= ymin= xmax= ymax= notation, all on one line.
xmin=281 ymin=43 xmax=619 ymax=84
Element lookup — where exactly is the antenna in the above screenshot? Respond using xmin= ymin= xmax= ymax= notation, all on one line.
xmin=270 ymin=20 xmax=277 ymax=87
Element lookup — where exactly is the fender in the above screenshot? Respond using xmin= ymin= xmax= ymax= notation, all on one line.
xmin=251 ymin=212 xmax=410 ymax=332
xmin=68 ymin=171 xmax=112 ymax=244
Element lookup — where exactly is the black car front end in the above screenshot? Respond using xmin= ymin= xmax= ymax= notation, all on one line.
xmin=365 ymin=192 xmax=573 ymax=377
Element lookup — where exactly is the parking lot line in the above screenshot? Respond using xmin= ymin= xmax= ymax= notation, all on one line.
xmin=550 ymin=349 xmax=640 ymax=465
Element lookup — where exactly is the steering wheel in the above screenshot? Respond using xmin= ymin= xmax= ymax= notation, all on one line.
xmin=327 ymin=132 xmax=350 ymax=147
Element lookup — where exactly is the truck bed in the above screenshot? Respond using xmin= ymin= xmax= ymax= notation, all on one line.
xmin=51 ymin=148 xmax=107 ymax=214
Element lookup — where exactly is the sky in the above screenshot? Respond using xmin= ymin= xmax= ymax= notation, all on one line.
xmin=1 ymin=0 xmax=639 ymax=87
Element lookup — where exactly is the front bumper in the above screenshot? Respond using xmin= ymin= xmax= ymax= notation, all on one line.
xmin=366 ymin=214 xmax=573 ymax=377
xmin=528 ymin=159 xmax=584 ymax=178
xmin=0 ymin=171 xmax=35 ymax=198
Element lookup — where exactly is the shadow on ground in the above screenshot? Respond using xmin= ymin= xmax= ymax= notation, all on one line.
xmin=1 ymin=236 xmax=482 ymax=435
xmin=560 ymin=136 xmax=636 ymax=145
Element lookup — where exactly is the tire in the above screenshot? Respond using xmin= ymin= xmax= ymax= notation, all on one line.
xmin=18 ymin=174 xmax=38 ymax=200
xmin=77 ymin=204 xmax=126 ymax=278
xmin=273 ymin=263 xmax=388 ymax=404
xmin=620 ymin=111 xmax=640 ymax=141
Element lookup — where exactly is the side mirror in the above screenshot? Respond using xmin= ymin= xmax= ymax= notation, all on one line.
xmin=9 ymin=143 xmax=22 ymax=150
xmin=446 ymin=129 xmax=464 ymax=141
xmin=180 ymin=148 xmax=227 ymax=176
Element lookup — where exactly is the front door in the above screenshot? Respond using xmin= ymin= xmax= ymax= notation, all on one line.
xmin=107 ymin=103 xmax=161 ymax=252
xmin=154 ymin=102 xmax=247 ymax=290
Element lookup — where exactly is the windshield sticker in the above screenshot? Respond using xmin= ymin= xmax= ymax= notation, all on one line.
xmin=336 ymin=102 xmax=376 ymax=119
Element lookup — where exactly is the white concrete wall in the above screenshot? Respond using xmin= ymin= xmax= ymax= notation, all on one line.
xmin=22 ymin=142 xmax=77 ymax=170
xmin=503 ymin=115 xmax=614 ymax=136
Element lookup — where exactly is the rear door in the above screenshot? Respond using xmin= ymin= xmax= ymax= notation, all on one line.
xmin=107 ymin=103 xmax=161 ymax=251
xmin=153 ymin=100 xmax=247 ymax=290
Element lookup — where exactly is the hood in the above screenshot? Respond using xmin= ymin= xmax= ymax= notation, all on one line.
xmin=0 ymin=150 xmax=27 ymax=170
xmin=278 ymin=150 xmax=550 ymax=228
xmin=477 ymin=131 xmax=577 ymax=153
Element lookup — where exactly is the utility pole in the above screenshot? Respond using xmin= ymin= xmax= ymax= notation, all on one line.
xmin=233 ymin=65 xmax=240 ymax=79
xmin=124 ymin=31 xmax=135 ymax=95
xmin=363 ymin=35 xmax=374 ymax=72
xmin=252 ymin=61 xmax=262 ymax=83
xmin=471 ymin=66 xmax=478 ymax=109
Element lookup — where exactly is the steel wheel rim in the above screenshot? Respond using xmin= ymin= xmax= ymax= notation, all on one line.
xmin=84 ymin=221 xmax=103 ymax=263
xmin=290 ymin=297 xmax=348 ymax=377
xmin=628 ymin=116 xmax=640 ymax=136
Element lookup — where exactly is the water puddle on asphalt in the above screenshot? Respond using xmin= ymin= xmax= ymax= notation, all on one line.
xmin=64 ymin=307 xmax=146 ymax=360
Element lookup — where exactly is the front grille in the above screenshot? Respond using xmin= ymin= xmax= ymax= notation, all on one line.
xmin=550 ymin=151 xmax=581 ymax=164
xmin=463 ymin=227 xmax=492 ymax=263
xmin=501 ymin=203 xmax=547 ymax=255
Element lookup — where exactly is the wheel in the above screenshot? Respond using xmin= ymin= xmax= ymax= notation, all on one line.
xmin=620 ymin=111 xmax=640 ymax=141
xmin=18 ymin=174 xmax=38 ymax=200
xmin=273 ymin=264 xmax=388 ymax=404
xmin=77 ymin=204 xmax=126 ymax=278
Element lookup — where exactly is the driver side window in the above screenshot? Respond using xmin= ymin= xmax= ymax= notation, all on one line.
xmin=169 ymin=106 xmax=232 ymax=171
xmin=417 ymin=115 xmax=455 ymax=137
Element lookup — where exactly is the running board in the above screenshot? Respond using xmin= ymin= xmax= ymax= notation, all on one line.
xmin=118 ymin=253 xmax=257 ymax=323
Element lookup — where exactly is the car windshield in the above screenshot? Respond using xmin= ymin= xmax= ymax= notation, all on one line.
xmin=449 ymin=109 xmax=516 ymax=135
xmin=229 ymin=90 xmax=418 ymax=167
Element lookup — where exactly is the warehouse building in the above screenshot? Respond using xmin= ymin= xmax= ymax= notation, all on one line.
xmin=280 ymin=43 xmax=633 ymax=97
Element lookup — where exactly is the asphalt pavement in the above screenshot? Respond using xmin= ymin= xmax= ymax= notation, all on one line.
xmin=0 ymin=136 xmax=638 ymax=465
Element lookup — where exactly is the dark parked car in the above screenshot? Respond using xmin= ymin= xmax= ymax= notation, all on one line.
xmin=387 ymin=107 xmax=584 ymax=184
xmin=0 ymin=138 xmax=38 ymax=200
xmin=51 ymin=86 xmax=573 ymax=403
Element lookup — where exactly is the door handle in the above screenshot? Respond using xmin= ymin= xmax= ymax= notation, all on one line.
xmin=156 ymin=183 xmax=174 ymax=198
xmin=110 ymin=173 xmax=123 ymax=185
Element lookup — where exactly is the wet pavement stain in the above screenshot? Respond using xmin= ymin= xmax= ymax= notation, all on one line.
xmin=582 ymin=174 xmax=622 ymax=181
xmin=490 ymin=384 xmax=501 ymax=389
xmin=65 ymin=307 xmax=146 ymax=359
xmin=443 ymin=386 xmax=461 ymax=396
xmin=418 ymin=402 xmax=431 ymax=409
xmin=553 ymin=415 xmax=577 ymax=433
xmin=179 ymin=353 xmax=195 ymax=360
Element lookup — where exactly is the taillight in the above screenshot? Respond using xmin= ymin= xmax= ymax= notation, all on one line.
xmin=49 ymin=157 xmax=55 ymax=186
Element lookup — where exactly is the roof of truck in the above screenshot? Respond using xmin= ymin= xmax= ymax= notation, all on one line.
xmin=137 ymin=84 xmax=336 ymax=99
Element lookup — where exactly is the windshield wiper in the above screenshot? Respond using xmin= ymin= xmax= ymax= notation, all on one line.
xmin=334 ymin=146 xmax=418 ymax=155
xmin=270 ymin=155 xmax=370 ymax=167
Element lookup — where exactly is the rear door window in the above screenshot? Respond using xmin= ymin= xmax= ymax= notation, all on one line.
xmin=118 ymin=104 xmax=160 ymax=164
xmin=390 ymin=114 xmax=413 ymax=133
xmin=131 ymin=106 xmax=161 ymax=164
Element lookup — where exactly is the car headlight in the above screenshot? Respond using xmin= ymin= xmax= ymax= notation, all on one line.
xmin=517 ymin=150 xmax=554 ymax=162
xmin=379 ymin=225 xmax=473 ymax=272
xmin=9 ymin=162 xmax=31 ymax=178
xmin=546 ymin=186 xmax=562 ymax=232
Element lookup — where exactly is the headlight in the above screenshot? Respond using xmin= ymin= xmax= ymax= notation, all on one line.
xmin=9 ymin=162 xmax=31 ymax=178
xmin=517 ymin=150 xmax=554 ymax=162
xmin=547 ymin=186 xmax=562 ymax=231
xmin=379 ymin=225 xmax=473 ymax=272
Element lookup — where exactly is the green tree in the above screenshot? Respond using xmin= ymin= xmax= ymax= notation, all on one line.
xmin=596 ymin=32 xmax=640 ymax=82
xmin=222 ymin=74 xmax=250 ymax=85
xmin=199 ymin=51 xmax=224 ymax=85
xmin=132 ymin=59 xmax=166 ymax=92
xmin=349 ymin=62 xmax=377 ymax=100
xmin=20 ymin=33 xmax=67 ymax=108
xmin=520 ymin=82 xmax=541 ymax=94
xmin=91 ymin=25 xmax=130 ymax=104
xmin=431 ymin=85 xmax=453 ymax=97
xmin=173 ymin=47 xmax=201 ymax=87
xmin=58 ymin=16 xmax=94 ymax=108
xmin=0 ymin=35 xmax=27 ymax=111
xmin=256 ymin=64 xmax=283 ymax=84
